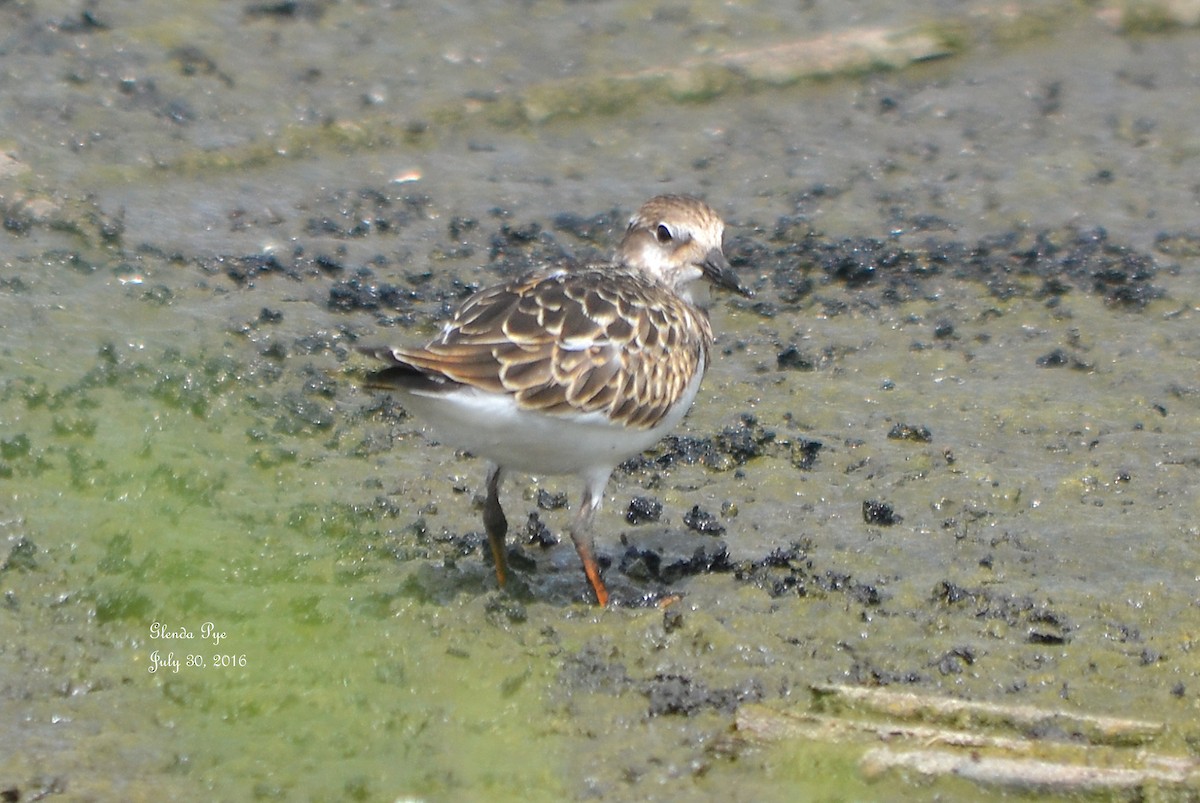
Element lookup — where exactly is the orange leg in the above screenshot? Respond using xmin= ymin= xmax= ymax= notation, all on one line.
xmin=574 ymin=537 xmax=609 ymax=607
xmin=482 ymin=464 xmax=508 ymax=588
xmin=570 ymin=479 xmax=610 ymax=607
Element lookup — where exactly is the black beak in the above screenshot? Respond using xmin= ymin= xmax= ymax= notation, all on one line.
xmin=701 ymin=247 xmax=754 ymax=298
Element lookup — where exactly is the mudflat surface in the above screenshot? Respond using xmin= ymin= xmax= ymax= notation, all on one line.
xmin=2 ymin=1 xmax=1199 ymax=800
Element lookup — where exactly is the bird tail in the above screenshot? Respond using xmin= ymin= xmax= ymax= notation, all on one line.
xmin=358 ymin=346 xmax=461 ymax=394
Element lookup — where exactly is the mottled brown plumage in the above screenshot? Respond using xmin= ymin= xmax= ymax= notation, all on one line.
xmin=362 ymin=195 xmax=748 ymax=606
xmin=382 ymin=267 xmax=713 ymax=429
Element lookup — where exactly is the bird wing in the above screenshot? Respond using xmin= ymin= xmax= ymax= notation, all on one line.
xmin=379 ymin=269 xmax=713 ymax=430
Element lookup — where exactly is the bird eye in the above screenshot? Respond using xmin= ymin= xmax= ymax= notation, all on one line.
xmin=655 ymin=224 xmax=673 ymax=243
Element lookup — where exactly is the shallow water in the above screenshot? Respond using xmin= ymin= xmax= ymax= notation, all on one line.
xmin=3 ymin=1 xmax=1199 ymax=800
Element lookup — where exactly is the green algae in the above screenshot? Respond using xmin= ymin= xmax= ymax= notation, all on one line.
xmin=2 ymin=3 xmax=1200 ymax=800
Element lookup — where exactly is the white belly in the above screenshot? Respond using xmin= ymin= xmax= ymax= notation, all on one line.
xmin=400 ymin=362 xmax=705 ymax=476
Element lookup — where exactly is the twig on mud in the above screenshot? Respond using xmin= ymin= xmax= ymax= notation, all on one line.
xmin=736 ymin=684 xmax=1200 ymax=796
xmin=630 ymin=26 xmax=956 ymax=88
xmin=809 ymin=682 xmax=1164 ymax=746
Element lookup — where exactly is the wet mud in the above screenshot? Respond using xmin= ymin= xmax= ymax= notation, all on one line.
xmin=2 ymin=1 xmax=1199 ymax=800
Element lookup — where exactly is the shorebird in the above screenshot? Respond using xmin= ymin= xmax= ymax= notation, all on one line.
xmin=361 ymin=195 xmax=748 ymax=605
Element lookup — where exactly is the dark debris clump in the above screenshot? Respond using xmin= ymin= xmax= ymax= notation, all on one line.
xmin=734 ymin=541 xmax=813 ymax=598
xmin=932 ymin=580 xmax=1073 ymax=644
xmin=625 ymin=496 xmax=663 ymax=524
xmin=931 ymin=646 xmax=977 ymax=676
xmin=714 ymin=414 xmax=776 ymax=466
xmin=206 ymin=250 xmax=393 ymax=289
xmin=846 ymin=662 xmax=925 ymax=687
xmin=551 ymin=208 xmax=623 ymax=244
xmin=1035 ymin=348 xmax=1092 ymax=370
xmin=210 ymin=253 xmax=288 ymax=285
xmin=535 ymin=489 xmax=568 ymax=510
xmin=303 ymin=189 xmax=433 ymax=239
xmin=245 ymin=1 xmax=327 ymax=21
xmin=275 ymin=390 xmax=334 ymax=434
xmin=790 ymin=438 xmax=823 ymax=471
xmin=764 ymin=221 xmax=1168 ymax=309
xmin=523 ymin=512 xmax=557 ymax=548
xmin=681 ymin=505 xmax=725 ymax=536
xmin=617 ymin=538 xmax=732 ymax=585
xmin=327 ymin=278 xmax=421 ymax=312
xmin=557 ymin=646 xmax=762 ymax=718
xmin=887 ymin=423 xmax=932 ymax=443
xmin=486 ymin=221 xmax=579 ymax=278
xmin=621 ymin=434 xmax=717 ymax=473
xmin=735 ymin=542 xmax=885 ymax=605
xmin=819 ymin=570 xmax=883 ymax=606
xmin=776 ymin=345 xmax=817 ymax=371
xmin=862 ymin=500 xmax=903 ymax=526
xmin=643 ymin=672 xmax=763 ymax=717
xmin=201 ymin=197 xmax=1177 ymax=334
xmin=621 ymin=414 xmax=810 ymax=475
